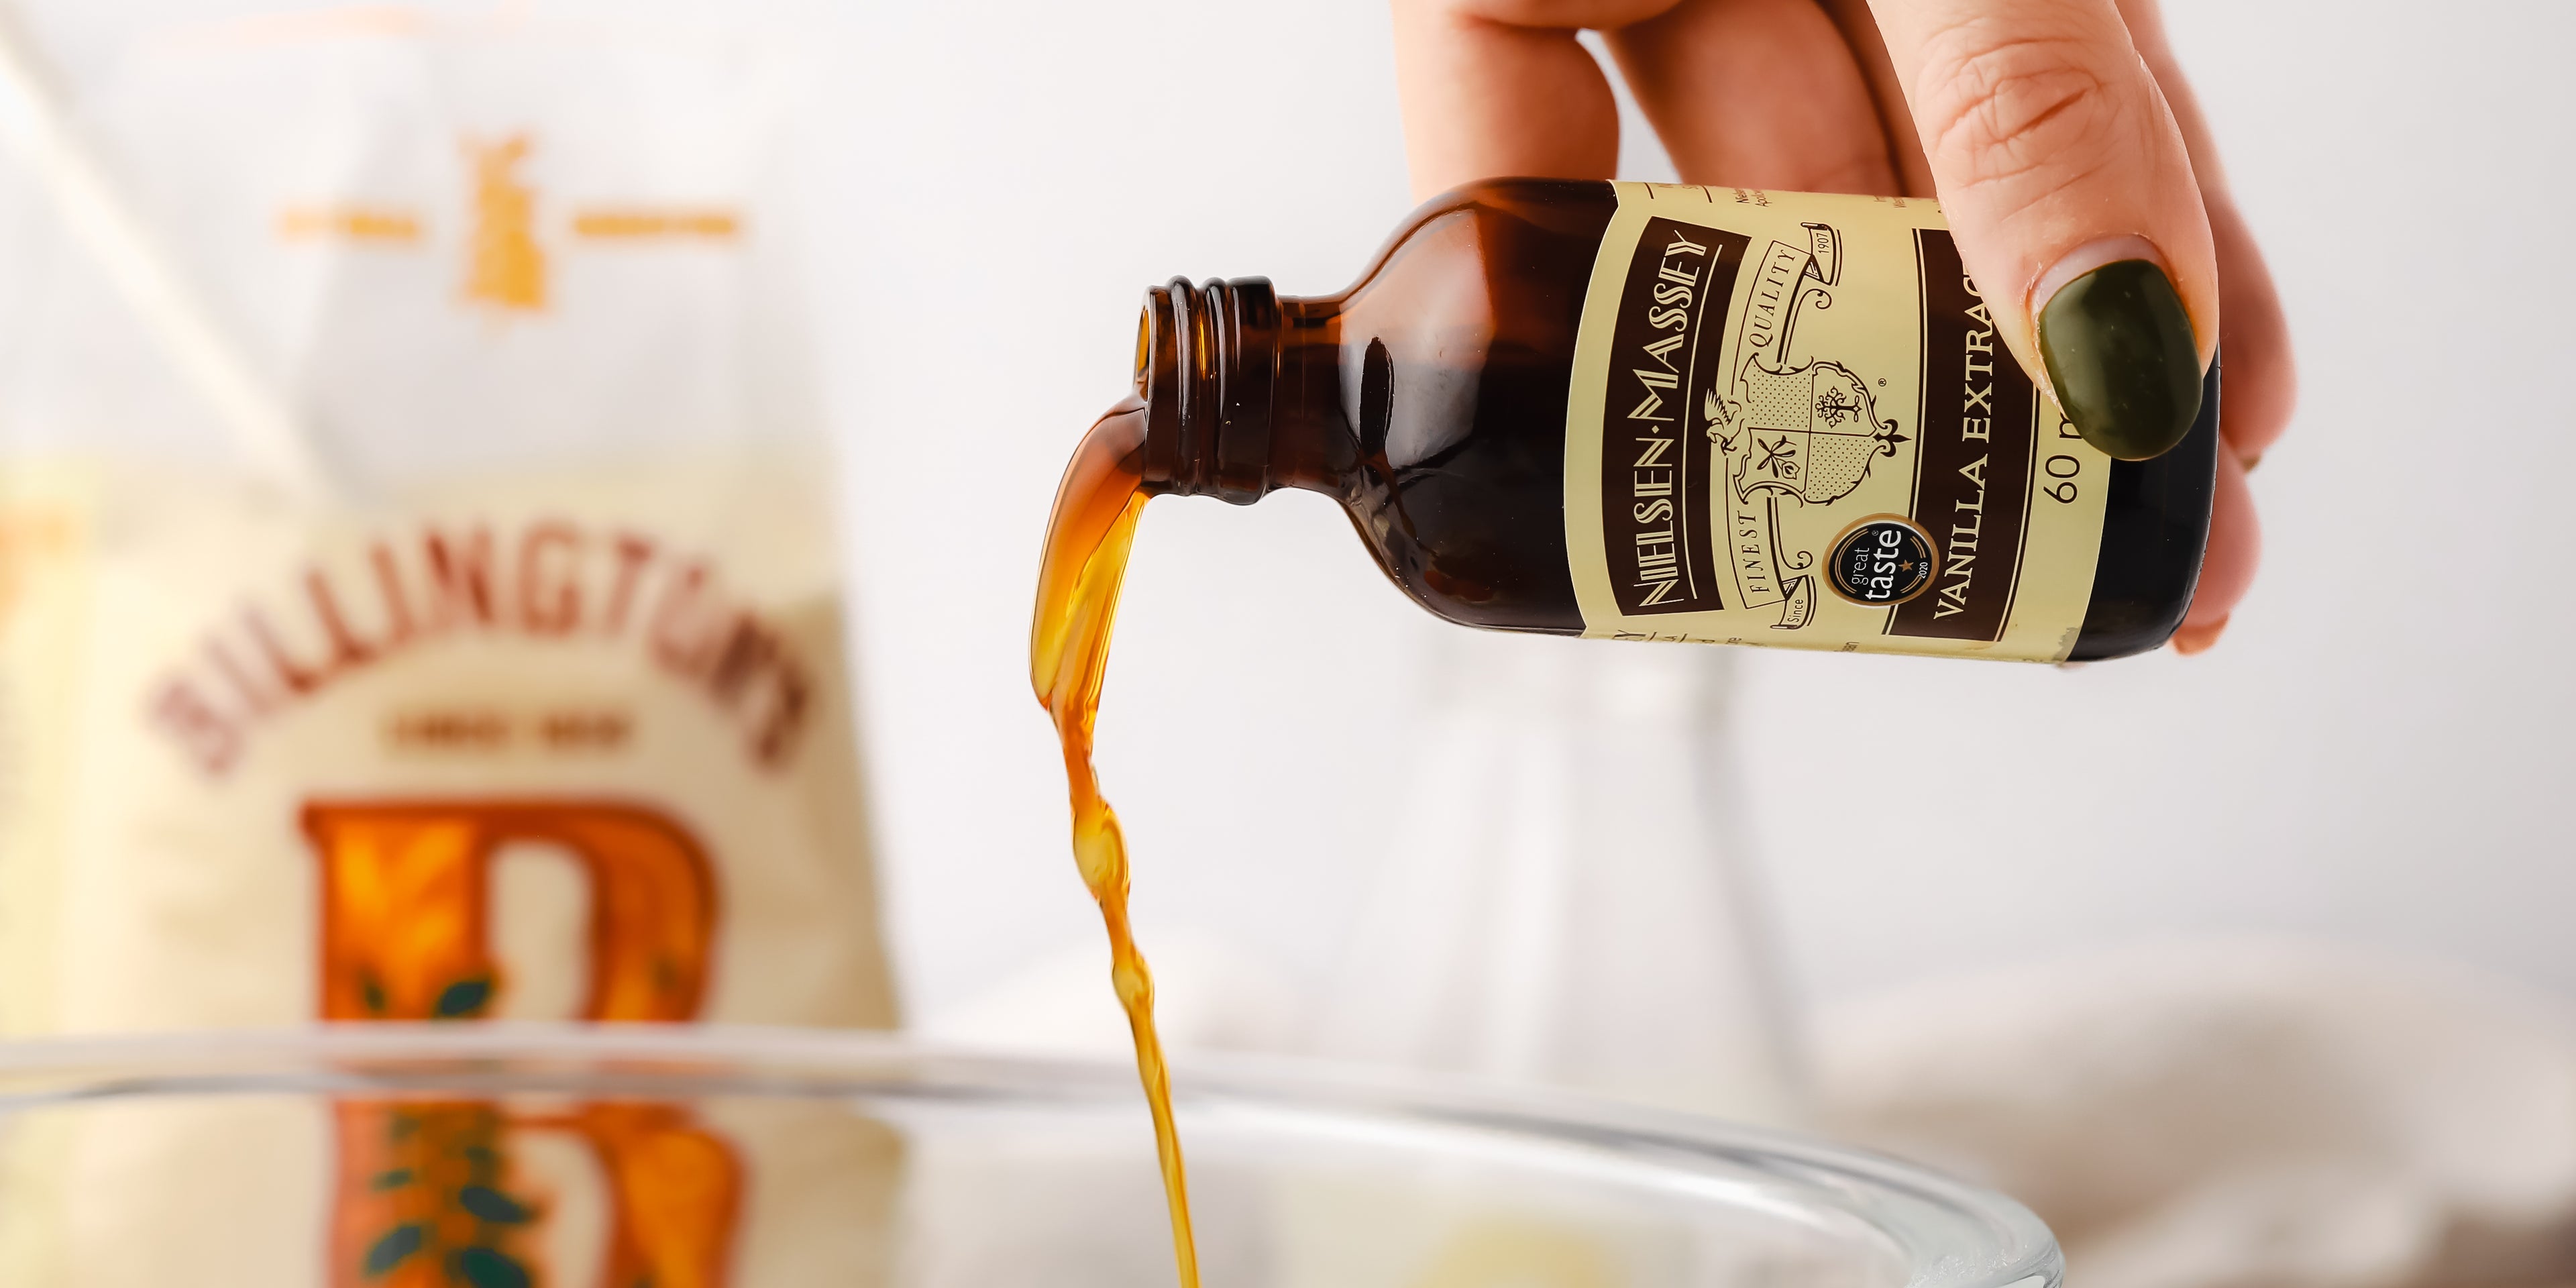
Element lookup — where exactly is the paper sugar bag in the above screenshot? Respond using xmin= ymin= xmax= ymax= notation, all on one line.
xmin=0 ymin=9 xmax=906 ymax=1285
xmin=0 ymin=8 xmax=895 ymax=1035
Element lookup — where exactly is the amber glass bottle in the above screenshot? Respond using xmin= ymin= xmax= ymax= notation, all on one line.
xmin=1130 ymin=178 xmax=2216 ymax=661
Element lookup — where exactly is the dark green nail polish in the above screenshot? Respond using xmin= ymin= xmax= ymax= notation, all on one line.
xmin=2037 ymin=259 xmax=2202 ymax=461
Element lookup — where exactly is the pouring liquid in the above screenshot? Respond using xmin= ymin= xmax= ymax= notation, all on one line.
xmin=1030 ymin=398 xmax=1200 ymax=1288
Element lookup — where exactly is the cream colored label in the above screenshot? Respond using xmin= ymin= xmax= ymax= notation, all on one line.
xmin=1564 ymin=183 xmax=2111 ymax=661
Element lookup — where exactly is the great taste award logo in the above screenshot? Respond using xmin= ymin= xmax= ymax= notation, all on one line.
xmin=1825 ymin=516 xmax=1938 ymax=607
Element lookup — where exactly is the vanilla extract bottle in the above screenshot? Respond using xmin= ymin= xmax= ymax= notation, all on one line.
xmin=1118 ymin=179 xmax=2218 ymax=661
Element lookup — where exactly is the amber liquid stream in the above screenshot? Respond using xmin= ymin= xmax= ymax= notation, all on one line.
xmin=1030 ymin=398 xmax=1200 ymax=1288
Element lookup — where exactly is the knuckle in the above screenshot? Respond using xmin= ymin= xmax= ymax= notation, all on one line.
xmin=1769 ymin=149 xmax=1899 ymax=199
xmin=1424 ymin=0 xmax=1678 ymax=28
xmin=1916 ymin=26 xmax=2127 ymax=193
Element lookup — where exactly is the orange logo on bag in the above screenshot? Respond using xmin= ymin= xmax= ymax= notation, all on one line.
xmin=278 ymin=205 xmax=422 ymax=242
xmin=305 ymin=798 xmax=739 ymax=1287
xmin=305 ymin=798 xmax=716 ymax=1021
xmin=464 ymin=134 xmax=547 ymax=313
xmin=326 ymin=1099 xmax=742 ymax=1288
xmin=279 ymin=132 xmax=745 ymax=312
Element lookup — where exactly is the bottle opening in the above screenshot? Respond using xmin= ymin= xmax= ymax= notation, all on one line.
xmin=1136 ymin=276 xmax=1280 ymax=504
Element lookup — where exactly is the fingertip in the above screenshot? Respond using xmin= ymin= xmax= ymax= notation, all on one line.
xmin=2178 ymin=441 xmax=2259 ymax=644
xmin=2209 ymin=199 xmax=2297 ymax=463
xmin=2169 ymin=614 xmax=2229 ymax=655
xmin=1880 ymin=0 xmax=2220 ymax=452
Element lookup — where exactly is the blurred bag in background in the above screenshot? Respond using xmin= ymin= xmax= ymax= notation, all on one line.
xmin=0 ymin=5 xmax=894 ymax=1036
xmin=0 ymin=9 xmax=898 ymax=1282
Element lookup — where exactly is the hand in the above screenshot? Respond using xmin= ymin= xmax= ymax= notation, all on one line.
xmin=1390 ymin=0 xmax=2291 ymax=651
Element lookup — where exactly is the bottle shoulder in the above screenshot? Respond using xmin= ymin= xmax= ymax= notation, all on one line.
xmin=1313 ymin=182 xmax=1614 ymax=635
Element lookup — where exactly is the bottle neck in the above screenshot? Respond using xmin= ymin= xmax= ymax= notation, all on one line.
xmin=1135 ymin=276 xmax=1342 ymax=503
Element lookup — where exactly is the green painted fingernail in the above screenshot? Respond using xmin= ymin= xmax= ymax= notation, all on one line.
xmin=2037 ymin=259 xmax=2202 ymax=461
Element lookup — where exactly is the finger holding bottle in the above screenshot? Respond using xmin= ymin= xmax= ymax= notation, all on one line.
xmin=1395 ymin=0 xmax=1909 ymax=203
xmin=1596 ymin=0 xmax=1898 ymax=196
xmin=2108 ymin=0 xmax=2294 ymax=469
xmin=1866 ymin=0 xmax=2216 ymax=464
xmin=1389 ymin=0 xmax=2257 ymax=653
xmin=2170 ymin=444 xmax=2257 ymax=653
xmin=1389 ymin=0 xmax=1646 ymax=199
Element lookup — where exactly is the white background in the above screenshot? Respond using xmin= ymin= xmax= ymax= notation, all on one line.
xmin=19 ymin=0 xmax=2576 ymax=1024
xmin=818 ymin=0 xmax=2576 ymax=1020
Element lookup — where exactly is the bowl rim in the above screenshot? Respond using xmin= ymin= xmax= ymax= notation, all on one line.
xmin=0 ymin=1022 xmax=2061 ymax=1288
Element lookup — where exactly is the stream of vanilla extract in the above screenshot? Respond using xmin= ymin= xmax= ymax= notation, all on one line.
xmin=1030 ymin=396 xmax=1200 ymax=1288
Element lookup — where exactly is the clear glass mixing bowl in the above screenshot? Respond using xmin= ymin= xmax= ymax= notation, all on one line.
xmin=0 ymin=1025 xmax=2057 ymax=1288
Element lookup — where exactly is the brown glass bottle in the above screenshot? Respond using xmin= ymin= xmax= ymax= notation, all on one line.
xmin=1131 ymin=178 xmax=2216 ymax=661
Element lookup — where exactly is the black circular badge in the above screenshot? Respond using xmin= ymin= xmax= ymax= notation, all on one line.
xmin=1825 ymin=517 xmax=1939 ymax=607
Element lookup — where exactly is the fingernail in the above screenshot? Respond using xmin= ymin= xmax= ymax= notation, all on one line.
xmin=2037 ymin=259 xmax=2202 ymax=462
xmin=2169 ymin=614 xmax=2230 ymax=655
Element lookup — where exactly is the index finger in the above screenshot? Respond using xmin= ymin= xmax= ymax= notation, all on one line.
xmin=2111 ymin=0 xmax=2296 ymax=465
xmin=1868 ymin=0 xmax=2218 ymax=461
xmin=1390 ymin=0 xmax=1657 ymax=199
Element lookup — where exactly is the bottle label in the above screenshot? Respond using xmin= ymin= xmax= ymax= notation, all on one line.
xmin=1562 ymin=183 xmax=2112 ymax=661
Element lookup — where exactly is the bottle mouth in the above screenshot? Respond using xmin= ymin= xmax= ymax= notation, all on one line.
xmin=1136 ymin=276 xmax=1279 ymax=504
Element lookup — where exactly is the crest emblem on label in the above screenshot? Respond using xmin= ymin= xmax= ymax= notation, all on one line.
xmin=1701 ymin=222 xmax=1909 ymax=629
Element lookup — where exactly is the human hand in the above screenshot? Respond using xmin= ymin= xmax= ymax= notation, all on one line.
xmin=1389 ymin=0 xmax=2290 ymax=651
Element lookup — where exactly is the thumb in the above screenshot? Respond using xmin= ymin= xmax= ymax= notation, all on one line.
xmin=1869 ymin=0 xmax=2216 ymax=460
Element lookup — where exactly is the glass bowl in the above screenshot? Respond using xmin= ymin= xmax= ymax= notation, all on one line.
xmin=0 ymin=1024 xmax=2057 ymax=1288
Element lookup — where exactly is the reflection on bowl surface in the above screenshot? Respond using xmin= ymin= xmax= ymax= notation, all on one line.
xmin=0 ymin=1025 xmax=2057 ymax=1288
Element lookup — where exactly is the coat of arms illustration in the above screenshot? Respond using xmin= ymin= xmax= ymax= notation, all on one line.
xmin=1701 ymin=223 xmax=1907 ymax=629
